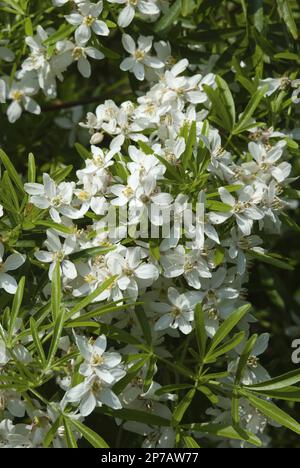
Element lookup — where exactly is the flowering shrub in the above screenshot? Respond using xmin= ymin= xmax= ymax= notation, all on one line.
xmin=0 ymin=0 xmax=300 ymax=449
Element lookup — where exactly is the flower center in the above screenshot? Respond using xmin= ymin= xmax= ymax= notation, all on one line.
xmin=247 ymin=356 xmax=259 ymax=368
xmin=171 ymin=306 xmax=181 ymax=318
xmin=51 ymin=195 xmax=63 ymax=207
xmin=91 ymin=353 xmax=105 ymax=366
xmin=91 ymin=378 xmax=102 ymax=393
xmin=83 ymin=15 xmax=95 ymax=27
xmin=123 ymin=186 xmax=134 ymax=198
xmin=11 ymin=90 xmax=24 ymax=102
xmin=207 ymin=308 xmax=219 ymax=320
xmin=72 ymin=46 xmax=84 ymax=60
xmin=53 ymin=251 xmax=65 ymax=263
xmin=134 ymin=50 xmax=145 ymax=61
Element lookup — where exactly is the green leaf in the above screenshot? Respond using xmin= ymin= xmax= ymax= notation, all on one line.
xmin=51 ymin=263 xmax=61 ymax=322
xmin=74 ymin=143 xmax=92 ymax=160
xmin=66 ymin=276 xmax=117 ymax=320
xmin=215 ymin=76 xmax=236 ymax=130
xmin=144 ymin=355 xmax=156 ymax=392
xmin=248 ymin=250 xmax=295 ymax=271
xmin=30 ymin=318 xmax=46 ymax=365
xmin=173 ymin=388 xmax=196 ymax=425
xmin=207 ymin=304 xmax=251 ymax=355
xmin=34 ymin=220 xmax=73 ymax=235
xmin=43 ymin=417 xmax=61 ymax=448
xmin=235 ymin=334 xmax=258 ymax=384
xmin=185 ymin=423 xmax=262 ymax=447
xmin=43 ymin=24 xmax=75 ymax=45
xmin=204 ymin=331 xmax=245 ymax=363
xmin=68 ymin=418 xmax=109 ymax=448
xmin=182 ymin=121 xmax=197 ymax=170
xmin=27 ymin=153 xmax=36 ymax=183
xmin=232 ymin=85 xmax=268 ymax=135
xmin=182 ymin=435 xmax=200 ymax=448
xmin=0 ymin=149 xmax=25 ymax=195
xmin=242 ymin=390 xmax=300 ymax=435
xmin=248 ymin=386 xmax=300 ymax=402
xmin=63 ymin=417 xmax=78 ymax=448
xmin=195 ymin=303 xmax=207 ymax=362
xmin=154 ymin=0 xmax=181 ymax=34
xmin=155 ymin=383 xmax=193 ymax=396
xmin=8 ymin=276 xmax=25 ymax=344
xmin=276 ymin=0 xmax=298 ymax=40
xmin=245 ymin=369 xmax=300 ymax=391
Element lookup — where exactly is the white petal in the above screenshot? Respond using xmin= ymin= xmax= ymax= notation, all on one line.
xmin=118 ymin=5 xmax=135 ymax=28
xmin=62 ymin=260 xmax=77 ymax=279
xmin=75 ymin=24 xmax=91 ymax=45
xmin=0 ymin=273 xmax=17 ymax=294
xmin=100 ymin=388 xmax=122 ymax=410
xmin=92 ymin=20 xmax=109 ymax=36
xmin=122 ymin=34 xmax=136 ymax=54
xmin=4 ymin=253 xmax=25 ymax=271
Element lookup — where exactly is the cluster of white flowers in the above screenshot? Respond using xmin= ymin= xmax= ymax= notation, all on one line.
xmin=1 ymin=54 xmax=290 ymax=447
xmin=1 ymin=1 xmax=299 ymax=449
xmin=0 ymin=0 xmax=168 ymax=123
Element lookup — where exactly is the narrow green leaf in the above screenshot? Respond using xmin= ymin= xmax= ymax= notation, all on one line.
xmin=8 ymin=277 xmax=25 ymax=344
xmin=207 ymin=304 xmax=251 ymax=355
xmin=245 ymin=369 xmax=300 ymax=391
xmin=232 ymin=85 xmax=268 ymax=135
xmin=68 ymin=418 xmax=109 ymax=448
xmin=215 ymin=76 xmax=236 ymax=130
xmin=205 ymin=331 xmax=245 ymax=363
xmin=63 ymin=417 xmax=78 ymax=448
xmin=0 ymin=149 xmax=25 ymax=195
xmin=276 ymin=0 xmax=298 ymax=40
xmin=242 ymin=390 xmax=300 ymax=435
xmin=194 ymin=303 xmax=207 ymax=362
xmin=186 ymin=423 xmax=262 ymax=447
xmin=182 ymin=435 xmax=200 ymax=448
xmin=51 ymin=263 xmax=61 ymax=322
xmin=173 ymin=388 xmax=196 ymax=424
xmin=27 ymin=153 xmax=36 ymax=183
xmin=66 ymin=276 xmax=117 ymax=320
xmin=30 ymin=318 xmax=46 ymax=365
xmin=154 ymin=0 xmax=181 ymax=33
xmin=235 ymin=334 xmax=258 ymax=384
xmin=248 ymin=250 xmax=295 ymax=271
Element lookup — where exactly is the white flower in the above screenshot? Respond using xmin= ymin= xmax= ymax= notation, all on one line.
xmin=0 ymin=205 xmax=3 ymax=217
xmin=120 ymin=34 xmax=164 ymax=81
xmin=259 ymin=76 xmax=300 ymax=97
xmin=22 ymin=26 xmax=57 ymax=97
xmin=75 ymin=334 xmax=125 ymax=383
xmin=108 ymin=0 xmax=160 ymax=28
xmin=64 ymin=374 xmax=122 ymax=416
xmin=25 ymin=173 xmax=88 ymax=222
xmin=0 ymin=243 xmax=25 ymax=294
xmin=54 ymin=39 xmax=104 ymax=78
xmin=228 ymin=333 xmax=270 ymax=385
xmin=152 ymin=287 xmax=202 ymax=335
xmin=6 ymin=74 xmax=40 ymax=123
xmin=222 ymin=228 xmax=263 ymax=275
xmin=248 ymin=141 xmax=291 ymax=183
xmin=34 ymin=230 xmax=77 ymax=280
xmin=107 ymin=246 xmax=159 ymax=300
xmin=209 ymin=187 xmax=264 ymax=236
xmin=65 ymin=1 xmax=109 ymax=45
